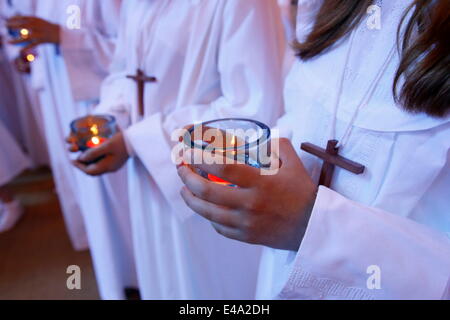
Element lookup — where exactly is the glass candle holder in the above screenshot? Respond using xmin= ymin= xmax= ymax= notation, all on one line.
xmin=15 ymin=49 xmax=37 ymax=74
xmin=8 ymin=27 xmax=31 ymax=47
xmin=70 ymin=115 xmax=117 ymax=152
xmin=183 ymin=118 xmax=271 ymax=186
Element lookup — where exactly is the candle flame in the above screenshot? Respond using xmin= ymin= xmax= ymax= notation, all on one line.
xmin=26 ymin=54 xmax=35 ymax=62
xmin=231 ymin=135 xmax=238 ymax=155
xmin=90 ymin=136 xmax=101 ymax=146
xmin=20 ymin=28 xmax=29 ymax=38
xmin=90 ymin=124 xmax=99 ymax=135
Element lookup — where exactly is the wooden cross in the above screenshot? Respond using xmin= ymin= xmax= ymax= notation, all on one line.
xmin=301 ymin=140 xmax=365 ymax=188
xmin=126 ymin=69 xmax=157 ymax=116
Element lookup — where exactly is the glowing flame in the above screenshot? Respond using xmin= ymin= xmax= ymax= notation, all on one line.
xmin=26 ymin=54 xmax=35 ymax=62
xmin=90 ymin=136 xmax=101 ymax=146
xmin=231 ymin=135 xmax=238 ymax=155
xmin=90 ymin=124 xmax=99 ymax=135
xmin=20 ymin=28 xmax=29 ymax=39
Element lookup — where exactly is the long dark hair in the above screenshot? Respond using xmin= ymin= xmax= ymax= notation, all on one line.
xmin=294 ymin=0 xmax=450 ymax=118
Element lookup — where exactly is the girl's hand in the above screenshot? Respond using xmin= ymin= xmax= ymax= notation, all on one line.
xmin=177 ymin=138 xmax=318 ymax=251
xmin=72 ymin=132 xmax=129 ymax=176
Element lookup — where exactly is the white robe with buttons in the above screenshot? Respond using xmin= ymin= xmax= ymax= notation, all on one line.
xmin=31 ymin=0 xmax=137 ymax=299
xmin=257 ymin=0 xmax=450 ymax=300
xmin=96 ymin=0 xmax=285 ymax=299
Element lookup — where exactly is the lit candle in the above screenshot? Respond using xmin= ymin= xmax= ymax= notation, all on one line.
xmin=207 ymin=134 xmax=237 ymax=186
xmin=70 ymin=115 xmax=117 ymax=151
xmin=90 ymin=124 xmax=99 ymax=136
xmin=8 ymin=27 xmax=30 ymax=45
xmin=25 ymin=53 xmax=35 ymax=62
xmin=86 ymin=136 xmax=106 ymax=149
xmin=183 ymin=119 xmax=271 ymax=187
xmin=20 ymin=28 xmax=29 ymax=39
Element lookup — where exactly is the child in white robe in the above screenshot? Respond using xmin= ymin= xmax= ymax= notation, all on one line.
xmin=0 ymin=0 xmax=48 ymax=168
xmin=8 ymin=0 xmax=138 ymax=300
xmin=74 ymin=0 xmax=285 ymax=299
xmin=178 ymin=0 xmax=450 ymax=300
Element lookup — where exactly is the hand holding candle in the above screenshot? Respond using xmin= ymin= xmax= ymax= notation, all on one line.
xmin=6 ymin=16 xmax=60 ymax=50
xmin=71 ymin=132 xmax=130 ymax=177
xmin=178 ymin=138 xmax=318 ymax=251
xmin=68 ymin=115 xmax=129 ymax=176
xmin=69 ymin=115 xmax=116 ymax=152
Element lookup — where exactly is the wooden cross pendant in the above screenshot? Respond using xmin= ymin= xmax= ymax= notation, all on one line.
xmin=301 ymin=140 xmax=365 ymax=188
xmin=127 ymin=69 xmax=157 ymax=117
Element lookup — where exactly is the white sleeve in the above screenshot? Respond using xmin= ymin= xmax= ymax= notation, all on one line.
xmin=59 ymin=0 xmax=122 ymax=102
xmin=277 ymin=186 xmax=450 ymax=300
xmin=125 ymin=0 xmax=286 ymax=218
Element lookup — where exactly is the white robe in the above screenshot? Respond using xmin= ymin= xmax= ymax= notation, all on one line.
xmin=0 ymin=122 xmax=29 ymax=187
xmin=0 ymin=53 xmax=30 ymax=186
xmin=0 ymin=0 xmax=49 ymax=168
xmin=0 ymin=8 xmax=30 ymax=186
xmin=96 ymin=0 xmax=285 ymax=299
xmin=257 ymin=0 xmax=450 ymax=300
xmin=31 ymin=0 xmax=137 ymax=299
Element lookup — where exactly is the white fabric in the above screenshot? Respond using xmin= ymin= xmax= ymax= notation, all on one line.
xmin=0 ymin=0 xmax=49 ymax=168
xmin=0 ymin=199 xmax=24 ymax=233
xmin=0 ymin=120 xmax=30 ymax=187
xmin=31 ymin=0 xmax=137 ymax=299
xmin=96 ymin=0 xmax=285 ymax=299
xmin=0 ymin=55 xmax=29 ymax=231
xmin=257 ymin=0 xmax=450 ymax=300
xmin=0 ymin=42 xmax=30 ymax=186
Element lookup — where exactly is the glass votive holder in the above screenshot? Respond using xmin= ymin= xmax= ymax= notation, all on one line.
xmin=70 ymin=115 xmax=117 ymax=152
xmin=183 ymin=118 xmax=271 ymax=186
xmin=15 ymin=49 xmax=37 ymax=74
xmin=8 ymin=27 xmax=31 ymax=47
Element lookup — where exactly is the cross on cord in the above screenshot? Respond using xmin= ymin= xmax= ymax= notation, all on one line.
xmin=301 ymin=140 xmax=365 ymax=188
xmin=127 ymin=69 xmax=157 ymax=116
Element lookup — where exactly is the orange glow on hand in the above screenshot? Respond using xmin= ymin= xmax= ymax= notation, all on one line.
xmin=207 ymin=174 xmax=234 ymax=186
